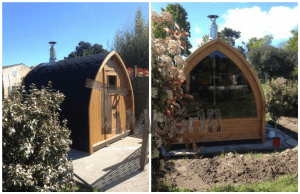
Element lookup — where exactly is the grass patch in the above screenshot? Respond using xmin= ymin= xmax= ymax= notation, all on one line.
xmin=269 ymin=150 xmax=277 ymax=157
xmin=234 ymin=151 xmax=239 ymax=158
xmin=245 ymin=152 xmax=264 ymax=159
xmin=207 ymin=174 xmax=298 ymax=192
xmin=220 ymin=152 xmax=225 ymax=157
xmin=160 ymin=181 xmax=196 ymax=192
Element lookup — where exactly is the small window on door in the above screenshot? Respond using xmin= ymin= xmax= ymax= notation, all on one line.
xmin=108 ymin=75 xmax=116 ymax=86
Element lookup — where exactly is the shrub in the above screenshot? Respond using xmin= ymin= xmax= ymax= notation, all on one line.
xmin=265 ymin=79 xmax=298 ymax=125
xmin=248 ymin=45 xmax=297 ymax=82
xmin=2 ymin=82 xmax=74 ymax=191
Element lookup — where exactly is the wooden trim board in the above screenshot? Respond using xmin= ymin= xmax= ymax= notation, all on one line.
xmin=92 ymin=130 xmax=130 ymax=152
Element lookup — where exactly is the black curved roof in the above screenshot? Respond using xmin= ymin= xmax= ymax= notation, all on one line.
xmin=23 ymin=52 xmax=110 ymax=152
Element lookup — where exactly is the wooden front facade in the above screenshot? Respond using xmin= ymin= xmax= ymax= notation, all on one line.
xmin=23 ymin=51 xmax=134 ymax=154
xmin=180 ymin=38 xmax=266 ymax=144
xmin=89 ymin=52 xmax=134 ymax=153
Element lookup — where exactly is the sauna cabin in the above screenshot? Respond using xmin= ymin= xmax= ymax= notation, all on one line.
xmin=179 ymin=38 xmax=266 ymax=144
xmin=23 ymin=51 xmax=134 ymax=154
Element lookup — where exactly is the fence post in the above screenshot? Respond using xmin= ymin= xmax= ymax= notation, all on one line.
xmin=139 ymin=109 xmax=149 ymax=171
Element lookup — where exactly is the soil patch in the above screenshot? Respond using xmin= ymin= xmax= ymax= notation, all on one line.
xmin=163 ymin=146 xmax=298 ymax=191
xmin=277 ymin=117 xmax=298 ymax=133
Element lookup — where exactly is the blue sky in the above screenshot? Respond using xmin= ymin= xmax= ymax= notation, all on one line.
xmin=151 ymin=2 xmax=298 ymax=53
xmin=2 ymin=2 xmax=149 ymax=67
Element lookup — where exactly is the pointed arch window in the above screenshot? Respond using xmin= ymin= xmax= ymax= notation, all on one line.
xmin=187 ymin=50 xmax=256 ymax=118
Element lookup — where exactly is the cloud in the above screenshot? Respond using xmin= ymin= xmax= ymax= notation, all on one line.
xmin=219 ymin=6 xmax=298 ymax=45
xmin=190 ymin=37 xmax=203 ymax=53
xmin=195 ymin=26 xmax=201 ymax=34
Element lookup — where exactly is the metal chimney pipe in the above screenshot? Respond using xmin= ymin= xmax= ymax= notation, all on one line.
xmin=207 ymin=15 xmax=219 ymax=40
xmin=49 ymin=41 xmax=57 ymax=64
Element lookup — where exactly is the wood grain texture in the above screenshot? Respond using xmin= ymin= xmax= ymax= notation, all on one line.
xmin=88 ymin=51 xmax=134 ymax=154
xmin=182 ymin=38 xmax=266 ymax=143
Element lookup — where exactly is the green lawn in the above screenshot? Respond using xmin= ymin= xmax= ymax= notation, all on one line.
xmin=207 ymin=174 xmax=298 ymax=192
xmin=160 ymin=174 xmax=298 ymax=192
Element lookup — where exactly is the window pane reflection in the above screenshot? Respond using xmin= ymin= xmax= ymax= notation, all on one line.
xmin=187 ymin=51 xmax=256 ymax=118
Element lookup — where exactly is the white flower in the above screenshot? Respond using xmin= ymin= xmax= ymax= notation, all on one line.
xmin=154 ymin=39 xmax=166 ymax=55
xmin=174 ymin=56 xmax=186 ymax=68
xmin=161 ymin=11 xmax=174 ymax=24
xmin=168 ymin=40 xmax=181 ymax=55
xmin=160 ymin=55 xmax=173 ymax=69
xmin=164 ymin=37 xmax=172 ymax=45
xmin=151 ymin=11 xmax=162 ymax=24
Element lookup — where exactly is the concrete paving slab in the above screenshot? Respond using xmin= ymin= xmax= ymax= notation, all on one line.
xmin=68 ymin=135 xmax=149 ymax=192
xmin=161 ymin=124 xmax=298 ymax=157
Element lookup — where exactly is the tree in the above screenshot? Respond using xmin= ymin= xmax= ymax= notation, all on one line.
xmin=265 ymin=79 xmax=298 ymax=137
xmin=246 ymin=34 xmax=273 ymax=52
xmin=285 ymin=28 xmax=298 ymax=79
xmin=65 ymin=41 xmax=108 ymax=59
xmin=153 ymin=3 xmax=192 ymax=57
xmin=285 ymin=28 xmax=298 ymax=53
xmin=218 ymin=27 xmax=241 ymax=47
xmin=2 ymin=83 xmax=74 ymax=191
xmin=110 ymin=7 xmax=149 ymax=69
xmin=277 ymin=40 xmax=288 ymax=50
xmin=151 ymin=10 xmax=192 ymax=191
xmin=200 ymin=28 xmax=246 ymax=56
xmin=199 ymin=34 xmax=209 ymax=47
xmin=248 ymin=45 xmax=297 ymax=82
xmin=236 ymin=45 xmax=247 ymax=58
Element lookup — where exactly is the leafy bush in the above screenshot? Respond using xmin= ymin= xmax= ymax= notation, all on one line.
xmin=248 ymin=45 xmax=297 ymax=82
xmin=265 ymin=79 xmax=298 ymax=124
xmin=2 ymin=82 xmax=74 ymax=191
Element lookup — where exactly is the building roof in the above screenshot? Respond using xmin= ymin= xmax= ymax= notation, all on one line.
xmin=23 ymin=52 xmax=110 ymax=151
xmin=2 ymin=63 xmax=28 ymax=69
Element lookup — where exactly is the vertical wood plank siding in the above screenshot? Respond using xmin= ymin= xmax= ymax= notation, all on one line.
xmin=89 ymin=52 xmax=134 ymax=153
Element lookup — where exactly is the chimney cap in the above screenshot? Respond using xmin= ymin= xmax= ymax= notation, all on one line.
xmin=207 ymin=15 xmax=219 ymax=19
xmin=49 ymin=41 xmax=57 ymax=45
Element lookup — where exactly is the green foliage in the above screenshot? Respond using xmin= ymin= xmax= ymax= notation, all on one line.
xmin=163 ymin=3 xmax=192 ymax=56
xmin=160 ymin=181 xmax=196 ymax=192
xmin=247 ymin=34 xmax=273 ymax=51
xmin=265 ymin=79 xmax=298 ymax=124
xmin=208 ymin=174 xmax=298 ymax=192
xmin=200 ymin=28 xmax=246 ymax=57
xmin=110 ymin=7 xmax=149 ymax=69
xmin=246 ymin=152 xmax=264 ymax=159
xmin=65 ymin=41 xmax=108 ymax=59
xmin=285 ymin=28 xmax=298 ymax=53
xmin=236 ymin=45 xmax=247 ymax=58
xmin=199 ymin=34 xmax=209 ymax=47
xmin=2 ymin=83 xmax=74 ymax=191
xmin=218 ymin=27 xmax=241 ymax=47
xmin=151 ymin=3 xmax=192 ymax=57
xmin=248 ymin=45 xmax=297 ymax=82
